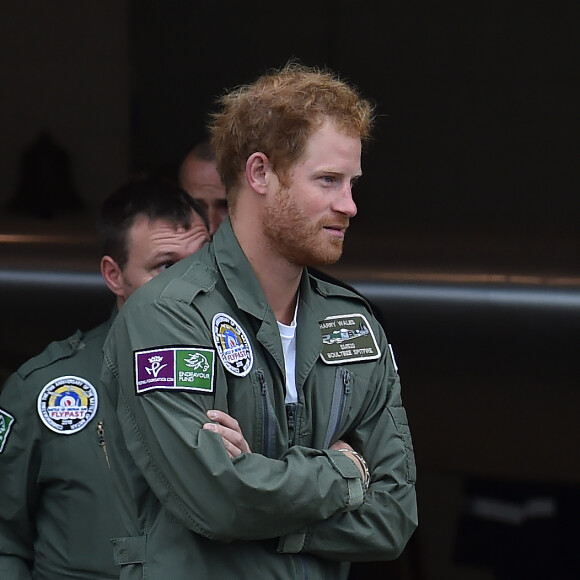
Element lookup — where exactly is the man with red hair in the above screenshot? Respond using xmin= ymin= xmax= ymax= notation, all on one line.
xmin=102 ymin=64 xmax=417 ymax=579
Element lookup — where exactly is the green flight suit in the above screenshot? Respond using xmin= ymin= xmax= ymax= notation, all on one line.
xmin=0 ymin=314 xmax=121 ymax=580
xmin=101 ymin=218 xmax=417 ymax=579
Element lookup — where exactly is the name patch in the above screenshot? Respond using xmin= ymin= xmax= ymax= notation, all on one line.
xmin=134 ymin=347 xmax=215 ymax=394
xmin=319 ymin=313 xmax=380 ymax=364
xmin=37 ymin=375 xmax=98 ymax=435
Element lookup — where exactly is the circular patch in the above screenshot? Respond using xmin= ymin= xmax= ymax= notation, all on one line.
xmin=212 ymin=313 xmax=254 ymax=377
xmin=37 ymin=375 xmax=98 ymax=435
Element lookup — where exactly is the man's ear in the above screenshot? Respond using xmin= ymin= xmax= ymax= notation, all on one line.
xmin=100 ymin=256 xmax=124 ymax=297
xmin=245 ymin=152 xmax=273 ymax=195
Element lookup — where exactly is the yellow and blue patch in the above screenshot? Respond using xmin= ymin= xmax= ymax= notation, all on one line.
xmin=212 ymin=313 xmax=254 ymax=377
xmin=37 ymin=375 xmax=98 ymax=435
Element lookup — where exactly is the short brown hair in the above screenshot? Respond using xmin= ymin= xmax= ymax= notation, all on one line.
xmin=209 ymin=63 xmax=374 ymax=202
xmin=98 ymin=176 xmax=207 ymax=269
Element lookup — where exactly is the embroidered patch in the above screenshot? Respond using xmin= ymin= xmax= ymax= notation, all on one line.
xmin=212 ymin=313 xmax=254 ymax=377
xmin=319 ymin=313 xmax=381 ymax=364
xmin=37 ymin=376 xmax=98 ymax=435
xmin=134 ymin=347 xmax=215 ymax=394
xmin=0 ymin=408 xmax=15 ymax=452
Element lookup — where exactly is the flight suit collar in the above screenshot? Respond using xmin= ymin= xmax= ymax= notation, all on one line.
xmin=212 ymin=217 xmax=270 ymax=321
xmin=295 ymin=273 xmax=324 ymax=386
xmin=212 ymin=218 xmax=324 ymax=323
xmin=212 ymin=218 xmax=285 ymax=375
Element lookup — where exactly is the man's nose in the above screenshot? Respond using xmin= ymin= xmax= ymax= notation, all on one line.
xmin=208 ymin=209 xmax=219 ymax=237
xmin=333 ymin=186 xmax=357 ymax=218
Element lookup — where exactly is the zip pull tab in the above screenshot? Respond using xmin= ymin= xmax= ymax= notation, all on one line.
xmin=286 ymin=403 xmax=297 ymax=447
xmin=97 ymin=421 xmax=110 ymax=469
xmin=342 ymin=368 xmax=351 ymax=394
xmin=257 ymin=369 xmax=267 ymax=395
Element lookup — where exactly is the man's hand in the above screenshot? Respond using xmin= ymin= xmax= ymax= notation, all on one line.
xmin=203 ymin=410 xmax=252 ymax=458
xmin=329 ymin=440 xmax=352 ymax=453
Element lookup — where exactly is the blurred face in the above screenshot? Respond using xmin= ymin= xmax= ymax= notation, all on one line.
xmin=117 ymin=211 xmax=209 ymax=306
xmin=180 ymin=156 xmax=227 ymax=238
xmin=263 ymin=119 xmax=361 ymax=267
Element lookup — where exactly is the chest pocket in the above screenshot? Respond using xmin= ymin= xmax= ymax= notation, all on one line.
xmin=322 ymin=366 xmax=353 ymax=448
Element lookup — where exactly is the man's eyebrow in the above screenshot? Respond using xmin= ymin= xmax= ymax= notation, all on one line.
xmin=316 ymin=168 xmax=361 ymax=176
xmin=149 ymin=250 xmax=180 ymax=263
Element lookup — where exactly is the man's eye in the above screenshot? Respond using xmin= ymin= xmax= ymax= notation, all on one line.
xmin=159 ymin=262 xmax=175 ymax=271
xmin=321 ymin=175 xmax=336 ymax=184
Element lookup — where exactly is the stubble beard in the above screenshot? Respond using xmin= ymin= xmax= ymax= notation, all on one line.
xmin=263 ymin=188 xmax=346 ymax=268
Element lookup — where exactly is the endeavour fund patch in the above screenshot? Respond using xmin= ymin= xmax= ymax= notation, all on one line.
xmin=319 ymin=313 xmax=381 ymax=364
xmin=37 ymin=375 xmax=98 ymax=434
xmin=0 ymin=408 xmax=15 ymax=452
xmin=134 ymin=347 xmax=215 ymax=394
xmin=212 ymin=313 xmax=254 ymax=377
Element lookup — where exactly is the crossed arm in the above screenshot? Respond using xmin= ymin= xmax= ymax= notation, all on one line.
xmin=203 ymin=409 xmax=366 ymax=481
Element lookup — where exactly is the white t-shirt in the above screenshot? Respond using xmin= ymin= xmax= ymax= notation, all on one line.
xmin=277 ymin=301 xmax=298 ymax=404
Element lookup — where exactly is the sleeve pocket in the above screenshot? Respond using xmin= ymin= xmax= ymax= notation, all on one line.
xmin=387 ymin=405 xmax=417 ymax=484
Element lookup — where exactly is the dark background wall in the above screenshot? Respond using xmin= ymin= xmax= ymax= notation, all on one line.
xmin=2 ymin=1 xmax=579 ymax=253
xmin=0 ymin=0 xmax=130 ymax=213
xmin=129 ymin=1 xmax=580 ymax=243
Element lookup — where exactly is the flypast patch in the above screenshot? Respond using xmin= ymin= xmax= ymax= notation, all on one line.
xmin=212 ymin=313 xmax=254 ymax=377
xmin=134 ymin=347 xmax=215 ymax=394
xmin=0 ymin=408 xmax=15 ymax=452
xmin=37 ymin=375 xmax=98 ymax=435
xmin=319 ymin=313 xmax=381 ymax=364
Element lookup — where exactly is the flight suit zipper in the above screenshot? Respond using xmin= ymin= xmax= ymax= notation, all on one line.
xmin=323 ymin=367 xmax=352 ymax=448
xmin=286 ymin=403 xmax=297 ymax=447
xmin=97 ymin=421 xmax=110 ymax=469
xmin=257 ymin=369 xmax=276 ymax=458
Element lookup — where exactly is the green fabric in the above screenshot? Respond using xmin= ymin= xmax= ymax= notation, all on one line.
xmin=101 ymin=218 xmax=417 ymax=579
xmin=0 ymin=311 xmax=121 ymax=580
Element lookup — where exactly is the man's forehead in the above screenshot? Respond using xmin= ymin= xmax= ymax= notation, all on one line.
xmin=128 ymin=213 xmax=207 ymax=250
xmin=298 ymin=121 xmax=361 ymax=167
xmin=130 ymin=212 xmax=198 ymax=236
xmin=192 ymin=184 xmax=226 ymax=197
xmin=184 ymin=158 xmax=222 ymax=185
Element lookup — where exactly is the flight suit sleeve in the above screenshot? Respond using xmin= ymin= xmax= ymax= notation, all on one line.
xmin=0 ymin=374 xmax=40 ymax=580
xmin=279 ymin=336 xmax=418 ymax=561
xmin=103 ymin=299 xmax=367 ymax=543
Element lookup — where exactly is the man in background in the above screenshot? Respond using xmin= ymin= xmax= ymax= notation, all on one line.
xmin=0 ymin=177 xmax=210 ymax=579
xmin=179 ymin=139 xmax=227 ymax=238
